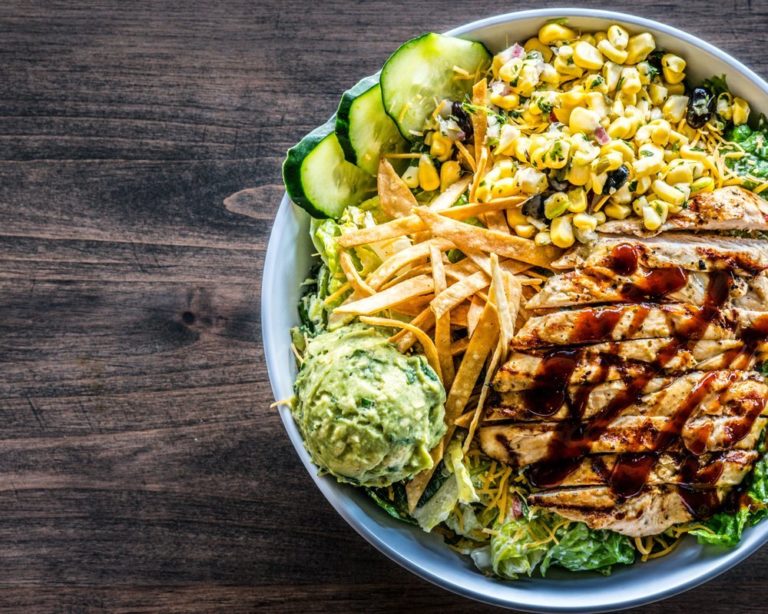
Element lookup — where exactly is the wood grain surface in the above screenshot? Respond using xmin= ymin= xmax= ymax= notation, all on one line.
xmin=1 ymin=1 xmax=767 ymax=612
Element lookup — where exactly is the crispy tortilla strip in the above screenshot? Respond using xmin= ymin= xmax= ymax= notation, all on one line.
xmin=415 ymin=207 xmax=561 ymax=269
xmin=334 ymin=275 xmax=433 ymax=315
xmin=464 ymin=340 xmax=503 ymax=453
xmin=339 ymin=216 xmax=424 ymax=248
xmin=430 ymin=176 xmax=472 ymax=211
xmin=359 ymin=316 xmax=442 ymax=384
xmin=455 ymin=140 xmax=476 ymax=173
xmin=390 ymin=294 xmax=434 ymax=316
xmin=442 ymin=197 xmax=527 ymax=221
xmin=366 ymin=238 xmax=453 ymax=290
xmin=482 ymin=209 xmax=510 ymax=233
xmin=490 ymin=255 xmax=514 ymax=350
xmin=431 ymin=244 xmax=456 ymax=389
xmin=451 ymin=336 xmax=470 ymax=356
xmin=451 ymin=303 xmax=470 ymax=328
xmin=467 ymin=295 xmax=484 ymax=337
xmin=339 ymin=251 xmax=374 ymax=296
xmin=406 ymin=441 xmax=444 ymax=512
xmin=378 ymin=158 xmax=418 ymax=218
xmin=431 ymin=270 xmax=490 ymax=319
xmin=472 ymin=79 xmax=487 ymax=163
xmin=393 ymin=307 xmax=436 ymax=352
xmin=379 ymin=263 xmax=433 ymax=290
xmin=469 ymin=146 xmax=489 ymax=203
xmin=408 ymin=301 xmax=499 ymax=509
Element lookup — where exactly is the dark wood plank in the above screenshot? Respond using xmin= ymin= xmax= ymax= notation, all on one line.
xmin=0 ymin=1 xmax=766 ymax=612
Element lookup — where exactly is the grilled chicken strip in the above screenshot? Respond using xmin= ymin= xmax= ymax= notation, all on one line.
xmin=597 ymin=187 xmax=768 ymax=235
xmin=488 ymin=369 xmax=768 ymax=422
xmin=533 ymin=449 xmax=758 ymax=489
xmin=552 ymin=234 xmax=768 ymax=275
xmin=511 ymin=304 xmax=768 ymax=349
xmin=527 ymin=485 xmax=712 ymax=536
xmin=526 ymin=267 xmax=766 ymax=310
xmin=493 ymin=339 xmax=764 ymax=394
xmin=479 ymin=416 xmax=765 ymax=467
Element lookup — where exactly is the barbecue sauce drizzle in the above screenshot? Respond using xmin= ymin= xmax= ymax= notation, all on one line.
xmin=522 ymin=243 xmax=768 ymax=519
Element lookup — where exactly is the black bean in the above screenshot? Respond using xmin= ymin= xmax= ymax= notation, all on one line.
xmin=451 ymin=102 xmax=473 ymax=141
xmin=687 ymin=86 xmax=714 ymax=129
xmin=522 ymin=194 xmax=544 ymax=219
xmin=602 ymin=165 xmax=630 ymax=195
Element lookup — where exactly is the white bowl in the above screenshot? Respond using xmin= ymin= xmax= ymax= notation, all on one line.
xmin=262 ymin=9 xmax=768 ymax=611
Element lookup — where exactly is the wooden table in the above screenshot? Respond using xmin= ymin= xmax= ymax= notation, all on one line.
xmin=1 ymin=1 xmax=767 ymax=611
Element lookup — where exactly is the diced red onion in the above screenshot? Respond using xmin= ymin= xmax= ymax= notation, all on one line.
xmin=595 ymin=126 xmax=610 ymax=145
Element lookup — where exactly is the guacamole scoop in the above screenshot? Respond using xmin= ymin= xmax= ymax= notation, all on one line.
xmin=292 ymin=324 xmax=446 ymax=487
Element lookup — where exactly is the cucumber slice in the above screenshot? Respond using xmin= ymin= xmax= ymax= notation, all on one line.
xmin=336 ymin=76 xmax=407 ymax=175
xmin=283 ymin=119 xmax=376 ymax=219
xmin=381 ymin=33 xmax=491 ymax=140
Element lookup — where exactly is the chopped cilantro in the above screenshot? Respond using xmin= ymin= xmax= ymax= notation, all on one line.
xmin=703 ymin=74 xmax=729 ymax=96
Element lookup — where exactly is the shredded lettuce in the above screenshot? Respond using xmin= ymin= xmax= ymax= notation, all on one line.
xmin=445 ymin=439 xmax=479 ymax=505
xmin=483 ymin=508 xmax=634 ymax=579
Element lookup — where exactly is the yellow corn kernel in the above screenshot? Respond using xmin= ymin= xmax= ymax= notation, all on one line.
xmin=625 ymin=32 xmax=656 ymax=64
xmin=716 ymin=93 xmax=733 ymax=120
xmin=642 ymin=203 xmax=663 ymax=231
xmin=553 ymin=56 xmax=584 ymax=78
xmin=495 ymin=124 xmax=522 ymax=156
xmin=429 ymin=131 xmax=454 ymax=161
xmin=733 ymin=97 xmax=751 ymax=125
xmin=607 ymin=116 xmax=632 ymax=139
xmin=514 ymin=224 xmax=537 ymax=239
xmin=649 ymin=83 xmax=668 ymax=106
xmin=603 ymin=139 xmax=635 ymax=163
xmin=506 ymin=206 xmax=527 ymax=227
xmin=597 ymin=40 xmax=628 ymax=65
xmin=632 ymin=195 xmax=649 ymax=216
xmin=665 ymin=160 xmax=693 ymax=185
xmin=607 ymin=25 xmax=629 ymax=49
xmin=620 ymin=67 xmax=642 ymax=95
xmin=524 ymin=37 xmax=554 ymax=62
xmin=497 ymin=158 xmax=516 ymax=179
xmin=604 ymin=202 xmax=631 ymax=220
xmin=572 ymin=212 xmax=598 ymax=231
xmin=594 ymin=31 xmax=608 ymax=44
xmin=561 ymin=86 xmax=586 ymax=108
xmin=517 ymin=64 xmax=543 ymax=96
xmin=688 ymin=160 xmax=706 ymax=178
xmin=634 ymin=144 xmax=664 ymax=177
xmin=594 ymin=210 xmax=607 ymax=224
xmin=564 ymin=188 xmax=585 ymax=213
xmin=652 ymin=179 xmax=687 ymax=206
xmin=401 ymin=165 xmax=419 ymax=189
xmin=474 ymin=184 xmax=490 ymax=202
xmin=680 ymin=144 xmax=707 ymax=161
xmin=544 ymin=192 xmax=570 ymax=219
xmin=539 ymin=23 xmax=577 ymax=44
xmin=490 ymin=177 xmax=516 ymax=199
xmin=490 ymin=91 xmax=521 ymax=110
xmin=636 ymin=61 xmax=655 ymax=85
xmin=569 ymin=107 xmax=601 ymax=133
xmin=691 ymin=176 xmax=715 ymax=194
xmin=586 ymin=92 xmax=608 ymax=118
xmin=584 ymin=73 xmax=609 ymax=93
xmin=544 ymin=139 xmax=571 ymax=169
xmin=553 ymin=106 xmax=572 ymax=124
xmin=602 ymin=61 xmax=622 ymax=92
xmin=567 ymin=163 xmax=591 ymax=186
xmin=667 ymin=83 xmax=685 ymax=96
xmin=635 ymin=175 xmax=652 ymax=194
xmin=573 ymin=41 xmax=604 ymax=70
xmin=512 ymin=136 xmax=530 ymax=163
xmin=650 ymin=120 xmax=671 ymax=146
xmin=499 ymin=58 xmax=523 ymax=83
xmin=550 ymin=215 xmax=575 ymax=248
xmin=540 ymin=63 xmax=560 ymax=85
xmin=579 ymin=33 xmax=597 ymax=45
xmin=439 ymin=160 xmax=462 ymax=192
xmin=534 ymin=231 xmax=552 ymax=246
xmin=591 ymin=171 xmax=608 ymax=195
xmin=611 ymin=183 xmax=633 ymax=205
xmin=662 ymin=95 xmax=689 ymax=123
xmin=593 ymin=151 xmax=624 ymax=174
xmin=515 ymin=167 xmax=549 ymax=194
xmin=418 ymin=154 xmax=440 ymax=191
xmin=661 ymin=54 xmax=686 ymax=84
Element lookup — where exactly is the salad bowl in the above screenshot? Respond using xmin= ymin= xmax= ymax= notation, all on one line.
xmin=262 ymin=9 xmax=768 ymax=611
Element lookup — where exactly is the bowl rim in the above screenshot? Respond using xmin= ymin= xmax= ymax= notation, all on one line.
xmin=262 ymin=8 xmax=768 ymax=611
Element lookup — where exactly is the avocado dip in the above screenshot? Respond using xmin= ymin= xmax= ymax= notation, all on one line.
xmin=292 ymin=324 xmax=446 ymax=487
